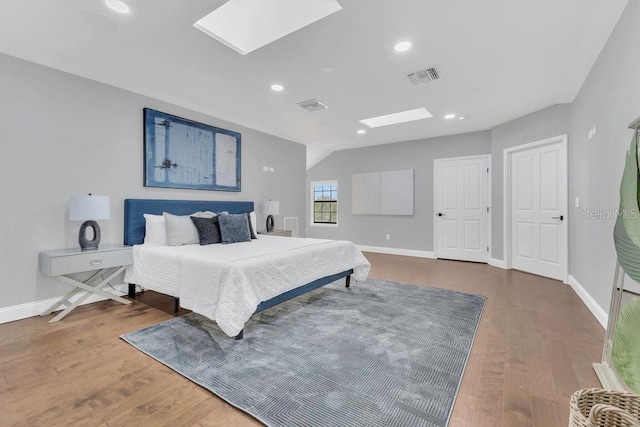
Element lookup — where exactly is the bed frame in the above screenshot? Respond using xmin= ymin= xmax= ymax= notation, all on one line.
xmin=123 ymin=199 xmax=353 ymax=339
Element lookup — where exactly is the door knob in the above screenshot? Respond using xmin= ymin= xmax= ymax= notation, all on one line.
xmin=437 ymin=213 xmax=444 ymax=217
xmin=552 ymin=215 xmax=564 ymax=221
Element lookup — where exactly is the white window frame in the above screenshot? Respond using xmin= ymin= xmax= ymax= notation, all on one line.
xmin=310 ymin=180 xmax=339 ymax=227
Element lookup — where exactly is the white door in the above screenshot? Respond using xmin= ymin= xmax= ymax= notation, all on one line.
xmin=435 ymin=156 xmax=489 ymax=262
xmin=510 ymin=141 xmax=567 ymax=280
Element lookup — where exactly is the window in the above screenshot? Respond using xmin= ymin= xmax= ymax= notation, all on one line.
xmin=311 ymin=180 xmax=338 ymax=225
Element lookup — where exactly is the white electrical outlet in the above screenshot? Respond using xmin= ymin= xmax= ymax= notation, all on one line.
xmin=269 ymin=167 xmax=275 ymax=172
xmin=575 ymin=197 xmax=580 ymax=208
xmin=386 ymin=234 xmax=391 ymax=241
xmin=262 ymin=166 xmax=269 ymax=171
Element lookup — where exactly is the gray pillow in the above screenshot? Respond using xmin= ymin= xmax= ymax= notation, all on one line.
xmin=218 ymin=213 xmax=251 ymax=244
xmin=190 ymin=216 xmax=222 ymax=245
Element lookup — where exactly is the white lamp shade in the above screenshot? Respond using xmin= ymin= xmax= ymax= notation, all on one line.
xmin=70 ymin=195 xmax=110 ymax=221
xmin=261 ymin=200 xmax=280 ymax=216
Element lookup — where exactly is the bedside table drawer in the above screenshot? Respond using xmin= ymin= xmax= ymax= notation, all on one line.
xmin=257 ymin=229 xmax=292 ymax=237
xmin=270 ymin=230 xmax=292 ymax=237
xmin=43 ymin=249 xmax=133 ymax=276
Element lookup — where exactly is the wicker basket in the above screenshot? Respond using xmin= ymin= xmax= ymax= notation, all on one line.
xmin=570 ymin=388 xmax=640 ymax=427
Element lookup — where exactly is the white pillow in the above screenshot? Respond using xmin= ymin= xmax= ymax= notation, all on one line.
xmin=163 ymin=212 xmax=199 ymax=246
xmin=250 ymin=211 xmax=258 ymax=237
xmin=143 ymin=214 xmax=167 ymax=246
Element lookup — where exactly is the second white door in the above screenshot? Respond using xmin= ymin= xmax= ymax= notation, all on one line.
xmin=435 ymin=156 xmax=489 ymax=263
xmin=510 ymin=139 xmax=567 ymax=281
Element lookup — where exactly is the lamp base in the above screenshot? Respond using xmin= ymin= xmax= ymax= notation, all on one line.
xmin=79 ymin=220 xmax=101 ymax=250
xmin=266 ymin=215 xmax=274 ymax=232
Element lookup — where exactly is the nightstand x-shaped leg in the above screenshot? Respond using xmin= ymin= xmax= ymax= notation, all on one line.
xmin=41 ymin=266 xmax=131 ymax=323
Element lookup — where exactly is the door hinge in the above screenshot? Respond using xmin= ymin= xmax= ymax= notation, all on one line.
xmin=487 ymin=207 xmax=490 ymax=213
xmin=487 ymin=246 xmax=490 ymax=252
xmin=487 ymin=167 xmax=489 ymax=173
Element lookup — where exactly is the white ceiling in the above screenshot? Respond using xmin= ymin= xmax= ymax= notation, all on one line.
xmin=0 ymin=0 xmax=628 ymax=168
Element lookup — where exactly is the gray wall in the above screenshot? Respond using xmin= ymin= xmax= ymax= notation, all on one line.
xmin=569 ymin=1 xmax=640 ymax=311
xmin=307 ymin=1 xmax=640 ymax=319
xmin=306 ymin=132 xmax=492 ymax=250
xmin=0 ymin=53 xmax=306 ymax=309
xmin=490 ymin=104 xmax=571 ymax=259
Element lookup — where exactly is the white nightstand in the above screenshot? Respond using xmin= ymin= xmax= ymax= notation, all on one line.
xmin=39 ymin=245 xmax=133 ymax=323
xmin=257 ymin=229 xmax=292 ymax=237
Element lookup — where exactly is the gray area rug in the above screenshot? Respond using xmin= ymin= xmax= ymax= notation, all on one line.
xmin=121 ymin=279 xmax=485 ymax=427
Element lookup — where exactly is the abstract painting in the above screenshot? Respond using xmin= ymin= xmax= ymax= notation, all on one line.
xmin=143 ymin=108 xmax=241 ymax=191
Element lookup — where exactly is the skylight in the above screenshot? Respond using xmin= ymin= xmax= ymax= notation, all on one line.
xmin=194 ymin=0 xmax=343 ymax=55
xmin=359 ymin=108 xmax=433 ymax=128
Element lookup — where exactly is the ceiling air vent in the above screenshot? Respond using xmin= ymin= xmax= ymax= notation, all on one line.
xmin=407 ymin=67 xmax=440 ymax=86
xmin=297 ymin=99 xmax=328 ymax=112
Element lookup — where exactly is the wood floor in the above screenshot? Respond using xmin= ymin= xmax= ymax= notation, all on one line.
xmin=0 ymin=253 xmax=604 ymax=426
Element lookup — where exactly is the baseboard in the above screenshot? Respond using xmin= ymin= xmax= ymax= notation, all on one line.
xmin=0 ymin=284 xmax=129 ymax=325
xmin=358 ymin=245 xmax=436 ymax=259
xmin=489 ymin=258 xmax=507 ymax=269
xmin=567 ymin=275 xmax=608 ymax=329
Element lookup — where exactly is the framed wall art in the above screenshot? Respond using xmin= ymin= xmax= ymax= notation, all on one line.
xmin=143 ymin=108 xmax=241 ymax=191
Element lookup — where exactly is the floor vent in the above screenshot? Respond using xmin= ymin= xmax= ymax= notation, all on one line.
xmin=407 ymin=67 xmax=440 ymax=85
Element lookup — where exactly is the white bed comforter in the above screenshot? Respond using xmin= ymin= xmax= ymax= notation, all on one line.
xmin=124 ymin=236 xmax=370 ymax=336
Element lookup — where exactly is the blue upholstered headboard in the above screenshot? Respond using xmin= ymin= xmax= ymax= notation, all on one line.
xmin=124 ymin=199 xmax=254 ymax=245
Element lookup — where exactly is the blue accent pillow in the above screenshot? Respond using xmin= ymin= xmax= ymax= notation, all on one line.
xmin=218 ymin=213 xmax=252 ymax=244
xmin=190 ymin=216 xmax=222 ymax=245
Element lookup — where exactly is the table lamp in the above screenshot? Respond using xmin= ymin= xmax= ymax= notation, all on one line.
xmin=70 ymin=194 xmax=110 ymax=250
xmin=261 ymin=200 xmax=279 ymax=232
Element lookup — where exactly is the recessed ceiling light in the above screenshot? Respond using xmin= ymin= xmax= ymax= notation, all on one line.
xmin=444 ymin=113 xmax=456 ymax=119
xmin=458 ymin=115 xmax=467 ymax=121
xmin=394 ymin=41 xmax=412 ymax=52
xmin=360 ymin=108 xmax=432 ymax=128
xmin=357 ymin=129 xmax=366 ymax=134
xmin=270 ymin=84 xmax=284 ymax=92
xmin=105 ymin=0 xmax=130 ymax=14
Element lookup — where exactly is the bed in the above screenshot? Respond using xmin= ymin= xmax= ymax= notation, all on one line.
xmin=122 ymin=199 xmax=371 ymax=339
